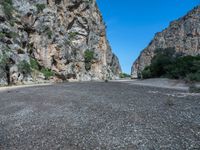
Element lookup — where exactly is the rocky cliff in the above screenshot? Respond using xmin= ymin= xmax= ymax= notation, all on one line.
xmin=0 ymin=0 xmax=121 ymax=85
xmin=132 ymin=6 xmax=200 ymax=78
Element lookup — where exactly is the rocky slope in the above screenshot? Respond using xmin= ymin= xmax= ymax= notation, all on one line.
xmin=0 ymin=0 xmax=121 ymax=85
xmin=131 ymin=6 xmax=200 ymax=78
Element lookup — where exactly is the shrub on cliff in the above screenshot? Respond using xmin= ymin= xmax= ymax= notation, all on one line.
xmin=41 ymin=68 xmax=54 ymax=79
xmin=18 ymin=60 xmax=31 ymax=76
xmin=30 ymin=58 xmax=40 ymax=70
xmin=36 ymin=4 xmax=46 ymax=13
xmin=2 ymin=0 xmax=13 ymax=19
xmin=84 ymin=50 xmax=94 ymax=71
xmin=30 ymin=58 xmax=55 ymax=80
xmin=141 ymin=48 xmax=200 ymax=81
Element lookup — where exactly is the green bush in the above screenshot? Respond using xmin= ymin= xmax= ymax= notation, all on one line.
xmin=18 ymin=60 xmax=31 ymax=76
xmin=84 ymin=50 xmax=94 ymax=71
xmin=4 ymin=0 xmax=12 ymax=4
xmin=84 ymin=50 xmax=94 ymax=62
xmin=141 ymin=47 xmax=200 ymax=82
xmin=36 ymin=4 xmax=46 ymax=13
xmin=2 ymin=0 xmax=13 ymax=19
xmin=7 ymin=31 xmax=19 ymax=39
xmin=120 ymin=73 xmax=131 ymax=78
xmin=186 ymin=72 xmax=200 ymax=82
xmin=30 ymin=58 xmax=55 ymax=79
xmin=141 ymin=66 xmax=152 ymax=79
xmin=30 ymin=58 xmax=40 ymax=70
xmin=41 ymin=68 xmax=54 ymax=79
xmin=0 ymin=31 xmax=19 ymax=40
xmin=68 ymin=32 xmax=78 ymax=39
xmin=149 ymin=47 xmax=176 ymax=77
xmin=169 ymin=56 xmax=200 ymax=80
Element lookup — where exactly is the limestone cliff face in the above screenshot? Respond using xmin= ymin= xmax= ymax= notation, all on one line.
xmin=131 ymin=6 xmax=200 ymax=78
xmin=0 ymin=0 xmax=121 ymax=85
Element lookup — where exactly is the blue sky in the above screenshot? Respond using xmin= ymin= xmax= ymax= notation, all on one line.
xmin=96 ymin=0 xmax=199 ymax=74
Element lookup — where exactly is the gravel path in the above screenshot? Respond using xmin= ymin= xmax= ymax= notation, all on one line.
xmin=0 ymin=82 xmax=199 ymax=149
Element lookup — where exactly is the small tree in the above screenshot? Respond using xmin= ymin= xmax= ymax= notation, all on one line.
xmin=84 ymin=50 xmax=94 ymax=71
xmin=40 ymin=68 xmax=54 ymax=79
xmin=141 ymin=66 xmax=152 ymax=79
xmin=18 ymin=60 xmax=31 ymax=76
xmin=150 ymin=47 xmax=176 ymax=77
xmin=30 ymin=58 xmax=40 ymax=70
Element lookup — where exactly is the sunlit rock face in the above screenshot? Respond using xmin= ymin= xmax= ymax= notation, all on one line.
xmin=0 ymin=0 xmax=121 ymax=85
xmin=132 ymin=6 xmax=200 ymax=78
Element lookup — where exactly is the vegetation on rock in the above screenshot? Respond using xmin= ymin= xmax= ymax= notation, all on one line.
xmin=1 ymin=0 xmax=13 ymax=19
xmin=141 ymin=48 xmax=200 ymax=82
xmin=30 ymin=58 xmax=40 ymax=70
xmin=36 ymin=4 xmax=46 ymax=13
xmin=18 ymin=60 xmax=31 ymax=76
xmin=0 ymin=0 xmax=121 ymax=85
xmin=68 ymin=32 xmax=78 ymax=40
xmin=84 ymin=50 xmax=94 ymax=71
xmin=120 ymin=73 xmax=131 ymax=78
xmin=40 ymin=68 xmax=54 ymax=79
xmin=30 ymin=58 xmax=54 ymax=79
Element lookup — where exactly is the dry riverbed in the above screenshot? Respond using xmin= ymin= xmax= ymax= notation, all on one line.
xmin=0 ymin=81 xmax=199 ymax=149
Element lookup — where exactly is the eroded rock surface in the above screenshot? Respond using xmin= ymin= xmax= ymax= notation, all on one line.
xmin=0 ymin=0 xmax=121 ymax=85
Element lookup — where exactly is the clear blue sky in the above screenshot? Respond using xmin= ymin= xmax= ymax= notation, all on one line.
xmin=96 ymin=0 xmax=199 ymax=74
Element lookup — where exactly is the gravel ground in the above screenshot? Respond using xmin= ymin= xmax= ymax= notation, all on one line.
xmin=0 ymin=81 xmax=200 ymax=150
xmin=115 ymin=78 xmax=190 ymax=90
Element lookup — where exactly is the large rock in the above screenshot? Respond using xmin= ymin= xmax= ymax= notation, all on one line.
xmin=131 ymin=6 xmax=200 ymax=78
xmin=0 ymin=0 xmax=121 ymax=85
